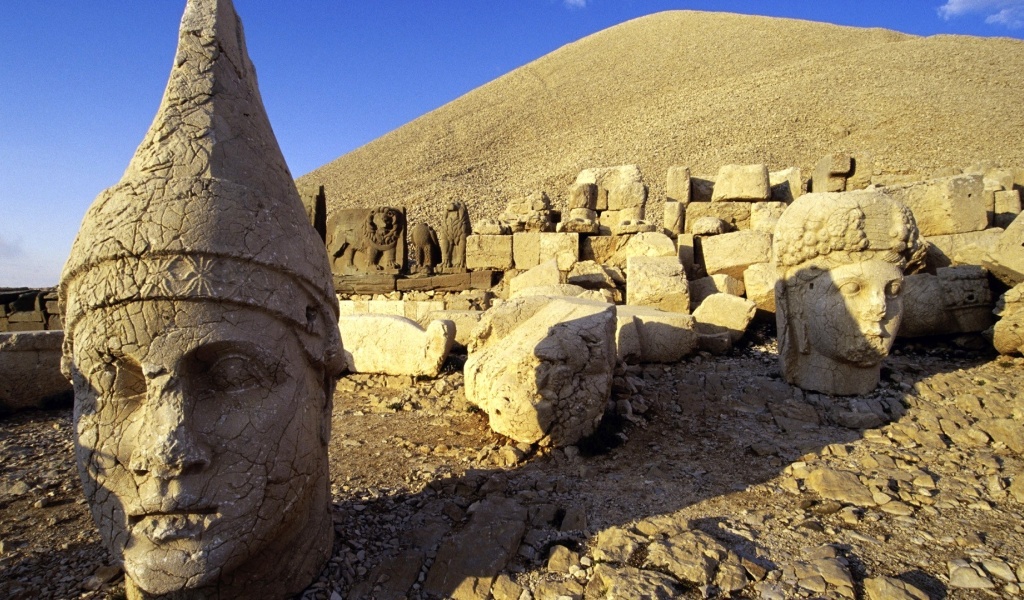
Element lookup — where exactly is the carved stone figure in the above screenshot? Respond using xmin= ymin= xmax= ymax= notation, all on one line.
xmin=438 ymin=201 xmax=472 ymax=272
xmin=773 ymin=190 xmax=923 ymax=395
xmin=410 ymin=222 xmax=440 ymax=274
xmin=58 ymin=1 xmax=344 ymax=597
xmin=327 ymin=207 xmax=406 ymax=274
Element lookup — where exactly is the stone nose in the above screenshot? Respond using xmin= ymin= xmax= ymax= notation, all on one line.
xmin=129 ymin=372 xmax=211 ymax=480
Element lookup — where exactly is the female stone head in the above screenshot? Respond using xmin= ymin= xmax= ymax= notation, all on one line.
xmin=59 ymin=0 xmax=343 ymax=597
xmin=773 ymin=190 xmax=923 ymax=395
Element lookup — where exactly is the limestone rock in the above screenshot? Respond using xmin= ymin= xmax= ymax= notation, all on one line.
xmin=813 ymin=153 xmax=853 ymax=193
xmin=663 ymin=201 xmax=685 ymax=237
xmin=899 ymin=266 xmax=994 ymax=337
xmin=924 ymin=228 xmax=1003 ymax=269
xmin=606 ymin=232 xmax=677 ymax=269
xmin=770 ymin=166 xmax=803 ymax=202
xmin=993 ymin=283 xmax=1024 ymax=355
xmin=863 ymin=576 xmax=930 ymax=600
xmin=984 ymin=213 xmax=1024 ymax=285
xmin=585 ymin=564 xmax=679 ymax=600
xmin=424 ymin=310 xmax=483 ymax=350
xmin=466 ymin=235 xmax=513 ymax=270
xmin=948 ymin=560 xmax=996 ymax=589
xmin=666 ymin=165 xmax=692 ymax=205
xmin=626 ymin=256 xmax=690 ymax=313
xmin=693 ymin=293 xmax=756 ymax=344
xmin=750 ymin=201 xmax=788 ymax=233
xmin=616 ymin=306 xmax=698 ymax=363
xmin=885 ymin=174 xmax=987 ymax=236
xmin=509 ymin=259 xmax=561 ymax=298
xmin=690 ymin=216 xmax=732 ymax=236
xmin=701 ymin=230 xmax=773 ymax=280
xmin=339 ymin=315 xmax=454 ymax=377
xmin=712 ymin=164 xmax=771 ymax=201
xmin=567 ymin=260 xmax=623 ymax=290
xmin=804 ymin=468 xmax=876 ymax=507
xmin=686 ymin=201 xmax=751 ymax=232
xmin=464 ymin=297 xmax=616 ymax=446
xmin=472 ymin=219 xmax=512 ymax=236
xmin=512 ymin=232 xmax=579 ymax=271
xmin=515 ymin=284 xmax=614 ymax=304
xmin=0 ymin=331 xmax=71 ymax=413
xmin=568 ymin=182 xmax=597 ymax=210
xmin=690 ymin=274 xmax=745 ymax=309
xmin=576 ymin=164 xmax=648 ymax=212
xmin=743 ymin=262 xmax=777 ymax=313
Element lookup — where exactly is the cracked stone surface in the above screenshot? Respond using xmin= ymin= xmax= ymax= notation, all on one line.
xmin=56 ymin=0 xmax=342 ymax=597
xmin=773 ymin=190 xmax=925 ymax=395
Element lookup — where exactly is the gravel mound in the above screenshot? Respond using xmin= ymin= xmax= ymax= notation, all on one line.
xmin=299 ymin=10 xmax=1024 ymax=231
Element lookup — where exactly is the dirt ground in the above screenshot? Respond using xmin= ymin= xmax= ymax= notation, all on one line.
xmin=1 ymin=334 xmax=1022 ymax=599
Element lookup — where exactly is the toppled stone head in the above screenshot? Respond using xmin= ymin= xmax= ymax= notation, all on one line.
xmin=59 ymin=0 xmax=343 ymax=597
xmin=773 ymin=190 xmax=923 ymax=395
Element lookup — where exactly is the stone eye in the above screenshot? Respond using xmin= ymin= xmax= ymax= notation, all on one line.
xmin=886 ymin=281 xmax=902 ymax=296
xmin=204 ymin=355 xmax=261 ymax=393
xmin=839 ymin=281 xmax=861 ymax=296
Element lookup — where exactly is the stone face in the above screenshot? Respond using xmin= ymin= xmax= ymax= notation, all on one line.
xmin=701 ymin=230 xmax=773 ymax=280
xmin=626 ymin=256 xmax=690 ymax=313
xmin=437 ymin=201 xmax=472 ymax=273
xmin=466 ymin=235 xmax=513 ymax=270
xmin=685 ymin=201 xmax=751 ymax=233
xmin=464 ymin=297 xmax=616 ymax=446
xmin=616 ymin=306 xmax=698 ymax=363
xmin=899 ymin=266 xmax=994 ymax=337
xmin=338 ymin=316 xmax=454 ymax=377
xmin=993 ymin=283 xmax=1024 ymax=355
xmin=712 ymin=164 xmax=771 ymax=201
xmin=885 ymin=174 xmax=987 ymax=236
xmin=0 ymin=331 xmax=71 ymax=413
xmin=693 ymin=293 xmax=756 ymax=344
xmin=774 ymin=191 xmax=922 ymax=396
xmin=57 ymin=1 xmax=343 ymax=597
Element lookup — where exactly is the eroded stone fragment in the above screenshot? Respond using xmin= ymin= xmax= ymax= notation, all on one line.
xmin=900 ymin=266 xmax=994 ymax=337
xmin=615 ymin=306 xmax=698 ymax=363
xmin=464 ymin=297 xmax=615 ymax=446
xmin=884 ymin=174 xmax=987 ymax=236
xmin=58 ymin=1 xmax=343 ymax=597
xmin=773 ymin=190 xmax=923 ymax=395
xmin=0 ymin=331 xmax=71 ymax=412
xmin=701 ymin=230 xmax=773 ymax=280
xmin=338 ymin=315 xmax=454 ymax=377
xmin=625 ymin=256 xmax=690 ymax=313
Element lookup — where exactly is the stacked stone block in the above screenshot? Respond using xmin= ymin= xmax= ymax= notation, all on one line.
xmin=0 ymin=288 xmax=61 ymax=332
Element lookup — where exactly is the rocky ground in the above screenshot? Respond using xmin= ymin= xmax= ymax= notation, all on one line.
xmin=1 ymin=333 xmax=1023 ymax=599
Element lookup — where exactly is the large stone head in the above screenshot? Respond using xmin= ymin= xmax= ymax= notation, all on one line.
xmin=773 ymin=190 xmax=922 ymax=395
xmin=59 ymin=0 xmax=343 ymax=597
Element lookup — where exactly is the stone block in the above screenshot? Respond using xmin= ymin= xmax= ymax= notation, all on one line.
xmin=770 ymin=167 xmax=803 ymax=203
xmin=334 ymin=275 xmax=396 ymax=295
xmin=338 ymin=315 xmax=454 ymax=377
xmin=899 ymin=266 xmax=994 ymax=338
xmin=685 ymin=202 xmax=751 ymax=233
xmin=885 ymin=174 xmax=987 ymax=236
xmin=677 ymin=234 xmax=696 ymax=279
xmin=626 ymin=256 xmax=690 ymax=313
xmin=616 ymin=306 xmax=698 ymax=363
xmin=812 ymin=153 xmax=853 ymax=193
xmin=568 ymin=183 xmax=597 ymax=210
xmin=514 ymin=232 xmax=579 ymax=271
xmin=580 ymin=235 xmax=617 ymax=264
xmin=8 ymin=311 xmax=44 ymax=323
xmin=924 ymin=229 xmax=1003 ymax=269
xmin=576 ymin=165 xmax=647 ymax=211
xmin=567 ymin=261 xmax=622 ymax=290
xmin=465 ymin=297 xmax=616 ymax=446
xmin=701 ymin=230 xmax=773 ymax=280
xmin=984 ymin=214 xmax=1024 ymax=285
xmin=467 ymin=235 xmax=513 ymax=271
xmin=666 ymin=166 xmax=691 ymax=205
xmin=743 ymin=262 xmax=777 ymax=313
xmin=424 ymin=310 xmax=484 ymax=349
xmin=568 ymin=208 xmax=598 ymax=221
xmin=663 ymin=201 xmax=685 ymax=238
xmin=693 ymin=293 xmax=756 ymax=344
xmin=513 ymin=231 xmax=542 ymax=269
xmin=993 ymin=283 xmax=1024 ymax=355
xmin=608 ymin=180 xmax=648 ymax=211
xmin=0 ymin=331 xmax=72 ymax=412
xmin=750 ymin=201 xmax=788 ymax=233
xmin=510 ymin=259 xmax=562 ymax=298
xmin=689 ymin=274 xmax=744 ymax=310
xmin=994 ymin=189 xmax=1021 ymax=229
xmin=712 ymin=164 xmax=771 ymax=201
xmin=691 ymin=177 xmax=715 ymax=202
xmin=514 ymin=285 xmax=615 ymax=304
xmin=607 ymin=232 xmax=677 ymax=269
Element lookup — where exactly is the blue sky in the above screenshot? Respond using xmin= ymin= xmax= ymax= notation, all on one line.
xmin=1 ymin=0 xmax=1023 ymax=287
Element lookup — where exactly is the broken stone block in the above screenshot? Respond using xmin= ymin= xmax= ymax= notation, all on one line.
xmin=690 ymin=217 xmax=732 ymax=236
xmin=750 ymin=201 xmax=788 ymax=233
xmin=663 ymin=201 xmax=685 ymax=238
xmin=568 ymin=182 xmax=597 ymax=210
xmin=900 ymin=266 xmax=994 ymax=337
xmin=568 ymin=207 xmax=598 ymax=221
xmin=339 ymin=315 xmax=454 ymax=377
xmin=994 ymin=189 xmax=1022 ymax=229
xmin=984 ymin=214 xmax=1024 ymax=285
xmin=465 ymin=297 xmax=616 ymax=446
xmin=567 ymin=260 xmax=623 ymax=291
xmin=626 ymin=256 xmax=690 ymax=313
xmin=885 ymin=174 xmax=987 ymax=236
xmin=685 ymin=201 xmax=751 ymax=232
xmin=616 ymin=306 xmax=698 ymax=364
xmin=424 ymin=310 xmax=483 ymax=350
xmin=510 ymin=259 xmax=562 ymax=298
xmin=770 ymin=167 xmax=803 ymax=202
xmin=993 ymin=283 xmax=1024 ymax=355
xmin=576 ymin=165 xmax=647 ymax=212
xmin=689 ymin=274 xmax=744 ymax=309
xmin=924 ymin=228 xmax=1003 ymax=269
xmin=712 ymin=164 xmax=771 ymax=201
xmin=701 ymin=230 xmax=773 ymax=280
xmin=666 ymin=166 xmax=691 ymax=205
xmin=515 ymin=285 xmax=614 ymax=304
xmin=580 ymin=235 xmax=618 ymax=264
xmin=472 ymin=219 xmax=512 ymax=236
xmin=743 ymin=262 xmax=778 ymax=313
xmin=812 ymin=153 xmax=853 ymax=193
xmin=0 ymin=331 xmax=71 ymax=413
xmin=607 ymin=232 xmax=677 ymax=269
xmin=467 ymin=235 xmax=513 ymax=270
xmin=693 ymin=294 xmax=756 ymax=344
xmin=513 ymin=232 xmax=579 ymax=271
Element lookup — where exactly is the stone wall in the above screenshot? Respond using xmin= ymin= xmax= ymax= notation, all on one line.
xmin=0 ymin=288 xmax=61 ymax=332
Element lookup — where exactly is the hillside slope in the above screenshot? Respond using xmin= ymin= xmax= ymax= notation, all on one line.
xmin=300 ymin=10 xmax=1024 ymax=228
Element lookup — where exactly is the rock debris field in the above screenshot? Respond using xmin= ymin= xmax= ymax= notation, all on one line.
xmin=2 ymin=337 xmax=1023 ymax=599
